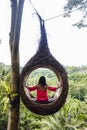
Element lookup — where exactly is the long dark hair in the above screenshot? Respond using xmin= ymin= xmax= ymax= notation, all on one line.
xmin=38 ymin=76 xmax=47 ymax=86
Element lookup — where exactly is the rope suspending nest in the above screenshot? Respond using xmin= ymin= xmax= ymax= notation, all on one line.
xmin=28 ymin=0 xmax=82 ymax=21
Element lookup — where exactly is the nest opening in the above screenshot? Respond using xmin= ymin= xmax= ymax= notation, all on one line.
xmin=24 ymin=67 xmax=63 ymax=104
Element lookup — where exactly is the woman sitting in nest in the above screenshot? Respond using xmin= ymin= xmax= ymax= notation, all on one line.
xmin=25 ymin=76 xmax=62 ymax=103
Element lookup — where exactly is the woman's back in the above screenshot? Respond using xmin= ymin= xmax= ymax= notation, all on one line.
xmin=37 ymin=85 xmax=48 ymax=101
xmin=26 ymin=76 xmax=60 ymax=102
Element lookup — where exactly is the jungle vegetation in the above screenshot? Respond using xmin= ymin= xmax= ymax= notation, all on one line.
xmin=0 ymin=62 xmax=87 ymax=130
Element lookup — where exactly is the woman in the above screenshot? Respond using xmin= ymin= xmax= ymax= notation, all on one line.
xmin=25 ymin=76 xmax=62 ymax=103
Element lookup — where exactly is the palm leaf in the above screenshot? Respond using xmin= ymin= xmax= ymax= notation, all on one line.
xmin=1 ymin=80 xmax=10 ymax=93
xmin=10 ymin=93 xmax=18 ymax=97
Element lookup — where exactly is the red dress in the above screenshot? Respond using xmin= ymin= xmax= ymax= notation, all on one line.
xmin=28 ymin=86 xmax=57 ymax=101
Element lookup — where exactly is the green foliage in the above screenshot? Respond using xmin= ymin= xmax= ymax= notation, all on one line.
xmin=27 ymin=68 xmax=58 ymax=86
xmin=0 ymin=112 xmax=8 ymax=130
xmin=69 ymin=72 xmax=87 ymax=101
xmin=0 ymin=63 xmax=87 ymax=130
xmin=0 ymin=62 xmax=10 ymax=81
xmin=66 ymin=65 xmax=87 ymax=74
xmin=38 ymin=98 xmax=87 ymax=130
xmin=19 ymin=101 xmax=44 ymax=130
xmin=64 ymin=0 xmax=87 ymax=28
xmin=0 ymin=80 xmax=18 ymax=112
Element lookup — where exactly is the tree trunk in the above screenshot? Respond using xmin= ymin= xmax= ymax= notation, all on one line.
xmin=7 ymin=0 xmax=24 ymax=130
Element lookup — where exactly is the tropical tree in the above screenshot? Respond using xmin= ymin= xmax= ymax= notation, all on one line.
xmin=7 ymin=0 xmax=24 ymax=130
xmin=64 ymin=0 xmax=87 ymax=28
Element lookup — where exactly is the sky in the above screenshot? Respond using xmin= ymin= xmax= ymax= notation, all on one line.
xmin=0 ymin=0 xmax=87 ymax=67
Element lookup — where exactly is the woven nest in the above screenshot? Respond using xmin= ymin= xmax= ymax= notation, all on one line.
xmin=20 ymin=14 xmax=69 ymax=115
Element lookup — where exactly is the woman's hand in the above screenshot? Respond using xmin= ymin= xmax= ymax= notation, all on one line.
xmin=57 ymin=82 xmax=62 ymax=88
xmin=25 ymin=83 xmax=29 ymax=88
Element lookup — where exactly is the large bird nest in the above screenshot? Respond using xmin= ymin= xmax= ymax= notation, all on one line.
xmin=20 ymin=14 xmax=69 ymax=115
